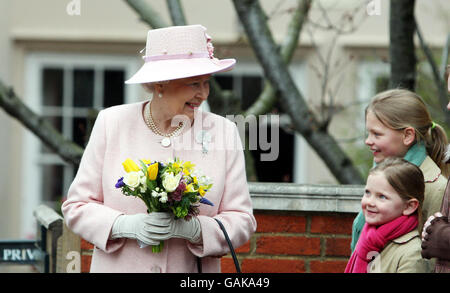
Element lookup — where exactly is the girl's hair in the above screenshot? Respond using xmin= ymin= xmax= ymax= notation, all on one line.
xmin=365 ymin=89 xmax=449 ymax=177
xmin=370 ymin=157 xmax=424 ymax=229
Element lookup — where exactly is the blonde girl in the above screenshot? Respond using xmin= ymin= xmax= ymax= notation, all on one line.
xmin=346 ymin=158 xmax=427 ymax=273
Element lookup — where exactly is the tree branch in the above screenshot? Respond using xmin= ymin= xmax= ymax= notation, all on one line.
xmin=416 ymin=22 xmax=450 ymax=126
xmin=245 ymin=0 xmax=312 ymax=117
xmin=166 ymin=0 xmax=187 ymax=26
xmin=232 ymin=0 xmax=363 ymax=184
xmin=0 ymin=80 xmax=84 ymax=166
xmin=124 ymin=0 xmax=168 ymax=28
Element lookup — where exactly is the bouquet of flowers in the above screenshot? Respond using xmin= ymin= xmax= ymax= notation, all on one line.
xmin=115 ymin=157 xmax=213 ymax=252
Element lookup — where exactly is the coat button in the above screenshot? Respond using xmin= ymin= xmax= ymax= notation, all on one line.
xmin=151 ymin=266 xmax=162 ymax=273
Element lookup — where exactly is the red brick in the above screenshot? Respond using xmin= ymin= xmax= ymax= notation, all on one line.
xmin=325 ymin=238 xmax=352 ymax=257
xmin=235 ymin=240 xmax=251 ymax=253
xmin=255 ymin=214 xmax=306 ymax=233
xmin=310 ymin=215 xmax=354 ymax=235
xmin=221 ymin=257 xmax=240 ymax=273
xmin=81 ymin=255 xmax=92 ymax=273
xmin=309 ymin=260 xmax=348 ymax=273
xmin=81 ymin=238 xmax=94 ymax=250
xmin=242 ymin=258 xmax=305 ymax=273
xmin=256 ymin=236 xmax=320 ymax=256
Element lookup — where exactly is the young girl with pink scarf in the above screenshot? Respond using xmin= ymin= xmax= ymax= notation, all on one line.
xmin=345 ymin=158 xmax=428 ymax=273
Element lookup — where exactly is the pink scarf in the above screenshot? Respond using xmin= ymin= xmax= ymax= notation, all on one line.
xmin=345 ymin=214 xmax=418 ymax=273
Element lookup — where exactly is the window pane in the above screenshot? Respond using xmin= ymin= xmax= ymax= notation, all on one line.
xmin=41 ymin=164 xmax=63 ymax=202
xmin=103 ymin=70 xmax=124 ymax=108
xmin=215 ymin=75 xmax=233 ymax=90
xmin=242 ymin=75 xmax=262 ymax=110
xmin=72 ymin=117 xmax=88 ymax=148
xmin=73 ymin=69 xmax=94 ymax=107
xmin=251 ymin=126 xmax=293 ymax=182
xmin=42 ymin=68 xmax=63 ymax=106
xmin=40 ymin=116 xmax=62 ymax=153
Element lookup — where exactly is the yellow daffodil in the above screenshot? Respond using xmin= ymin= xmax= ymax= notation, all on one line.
xmin=199 ymin=187 xmax=206 ymax=197
xmin=147 ymin=162 xmax=158 ymax=180
xmin=122 ymin=158 xmax=140 ymax=173
xmin=142 ymin=159 xmax=152 ymax=165
xmin=193 ymin=176 xmax=198 ymax=185
xmin=186 ymin=183 xmax=195 ymax=193
xmin=183 ymin=161 xmax=195 ymax=171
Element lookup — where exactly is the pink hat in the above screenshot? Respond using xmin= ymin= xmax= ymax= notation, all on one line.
xmin=125 ymin=25 xmax=236 ymax=84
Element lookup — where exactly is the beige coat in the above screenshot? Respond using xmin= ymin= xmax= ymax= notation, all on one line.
xmin=368 ymin=230 xmax=428 ymax=273
xmin=421 ymin=156 xmax=447 ymax=223
xmin=420 ymin=156 xmax=447 ymax=272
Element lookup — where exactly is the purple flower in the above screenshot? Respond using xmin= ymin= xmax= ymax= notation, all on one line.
xmin=115 ymin=177 xmax=124 ymax=188
xmin=170 ymin=181 xmax=186 ymax=202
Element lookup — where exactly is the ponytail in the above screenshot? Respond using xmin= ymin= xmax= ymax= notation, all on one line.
xmin=426 ymin=123 xmax=449 ymax=177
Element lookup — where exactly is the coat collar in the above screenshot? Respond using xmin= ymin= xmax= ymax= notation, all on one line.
xmin=392 ymin=229 xmax=420 ymax=244
xmin=420 ymin=156 xmax=442 ymax=183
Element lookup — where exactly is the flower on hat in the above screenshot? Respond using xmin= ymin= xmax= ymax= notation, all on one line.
xmin=205 ymin=33 xmax=214 ymax=59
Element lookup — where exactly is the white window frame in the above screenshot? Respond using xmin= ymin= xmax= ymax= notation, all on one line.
xmin=356 ymin=60 xmax=390 ymax=139
xmin=21 ymin=52 xmax=140 ymax=238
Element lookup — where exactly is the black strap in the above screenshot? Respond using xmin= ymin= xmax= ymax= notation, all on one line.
xmin=197 ymin=218 xmax=241 ymax=273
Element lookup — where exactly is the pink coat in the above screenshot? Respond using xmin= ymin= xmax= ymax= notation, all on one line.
xmin=61 ymin=101 xmax=257 ymax=273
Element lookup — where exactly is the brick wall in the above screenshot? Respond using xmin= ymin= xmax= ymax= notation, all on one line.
xmin=79 ymin=210 xmax=357 ymax=273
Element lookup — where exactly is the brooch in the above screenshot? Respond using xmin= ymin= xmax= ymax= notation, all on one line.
xmin=195 ymin=130 xmax=212 ymax=154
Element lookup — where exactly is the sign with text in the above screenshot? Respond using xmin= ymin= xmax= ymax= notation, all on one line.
xmin=0 ymin=240 xmax=40 ymax=264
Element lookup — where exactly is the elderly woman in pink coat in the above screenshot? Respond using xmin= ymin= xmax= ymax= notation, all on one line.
xmin=62 ymin=25 xmax=257 ymax=273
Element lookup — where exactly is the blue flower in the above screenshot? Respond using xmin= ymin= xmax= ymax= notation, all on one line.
xmin=115 ymin=177 xmax=124 ymax=188
xmin=199 ymin=197 xmax=214 ymax=206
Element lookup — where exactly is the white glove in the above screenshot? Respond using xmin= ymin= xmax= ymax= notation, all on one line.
xmin=110 ymin=213 xmax=160 ymax=246
xmin=144 ymin=212 xmax=202 ymax=244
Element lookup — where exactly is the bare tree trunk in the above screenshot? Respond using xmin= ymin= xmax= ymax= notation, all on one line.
xmin=389 ymin=0 xmax=416 ymax=90
xmin=0 ymin=81 xmax=84 ymax=166
xmin=232 ymin=0 xmax=364 ymax=184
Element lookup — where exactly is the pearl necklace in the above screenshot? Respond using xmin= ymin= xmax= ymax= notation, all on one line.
xmin=144 ymin=101 xmax=184 ymax=139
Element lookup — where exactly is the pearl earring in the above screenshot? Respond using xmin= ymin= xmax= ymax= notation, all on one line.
xmin=158 ymin=92 xmax=163 ymax=98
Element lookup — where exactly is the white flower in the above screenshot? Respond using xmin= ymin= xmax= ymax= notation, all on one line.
xmin=190 ymin=169 xmax=202 ymax=178
xmin=162 ymin=172 xmax=182 ymax=192
xmin=198 ymin=175 xmax=213 ymax=186
xmin=151 ymin=190 xmax=159 ymax=198
xmin=123 ymin=171 xmax=141 ymax=188
xmin=159 ymin=193 xmax=168 ymax=203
